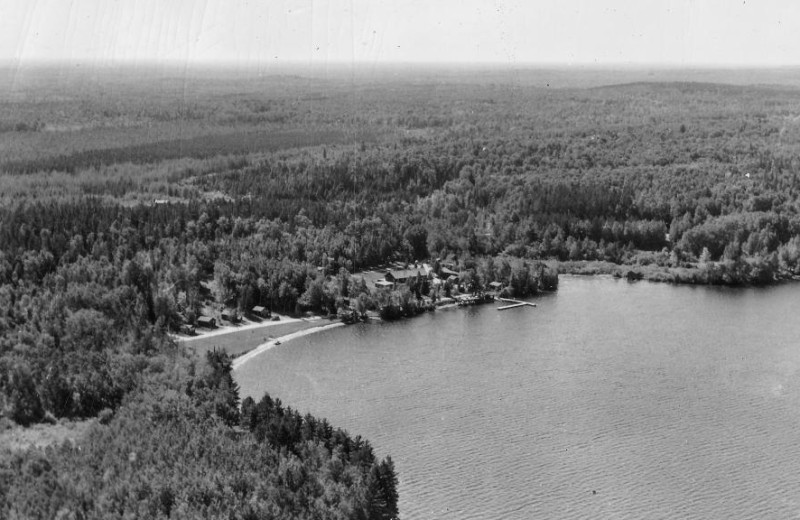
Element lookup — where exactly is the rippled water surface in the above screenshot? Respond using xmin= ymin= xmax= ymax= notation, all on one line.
xmin=235 ymin=277 xmax=800 ymax=519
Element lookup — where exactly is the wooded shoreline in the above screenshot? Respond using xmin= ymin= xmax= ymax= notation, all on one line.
xmin=4 ymin=68 xmax=800 ymax=517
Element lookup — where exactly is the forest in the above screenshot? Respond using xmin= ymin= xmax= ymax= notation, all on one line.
xmin=3 ymin=65 xmax=800 ymax=517
xmin=1 ymin=350 xmax=398 ymax=519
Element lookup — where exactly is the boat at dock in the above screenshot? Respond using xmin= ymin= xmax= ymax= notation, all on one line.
xmin=456 ymin=293 xmax=495 ymax=306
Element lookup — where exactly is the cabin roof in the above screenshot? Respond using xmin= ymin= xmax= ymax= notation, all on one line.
xmin=386 ymin=268 xmax=422 ymax=280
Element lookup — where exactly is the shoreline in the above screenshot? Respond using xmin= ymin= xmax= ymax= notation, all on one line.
xmin=552 ymin=259 xmax=798 ymax=287
xmin=225 ymin=264 xmax=797 ymax=372
xmin=229 ymin=297 xmax=536 ymax=369
xmin=231 ymin=322 xmax=346 ymax=371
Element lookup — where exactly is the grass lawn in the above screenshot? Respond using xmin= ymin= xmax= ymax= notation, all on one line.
xmin=0 ymin=418 xmax=95 ymax=452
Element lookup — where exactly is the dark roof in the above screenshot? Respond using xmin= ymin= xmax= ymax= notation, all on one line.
xmin=386 ymin=269 xmax=422 ymax=280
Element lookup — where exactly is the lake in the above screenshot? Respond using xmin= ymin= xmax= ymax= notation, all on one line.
xmin=235 ymin=276 xmax=800 ymax=520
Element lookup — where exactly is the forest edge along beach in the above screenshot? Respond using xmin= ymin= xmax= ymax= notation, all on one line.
xmin=3 ymin=65 xmax=800 ymax=518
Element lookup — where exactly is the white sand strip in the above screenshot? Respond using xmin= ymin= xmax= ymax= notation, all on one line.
xmin=232 ymin=322 xmax=346 ymax=371
xmin=176 ymin=315 xmax=311 ymax=343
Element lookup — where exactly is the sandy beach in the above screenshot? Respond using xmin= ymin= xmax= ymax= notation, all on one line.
xmin=232 ymin=322 xmax=346 ymax=371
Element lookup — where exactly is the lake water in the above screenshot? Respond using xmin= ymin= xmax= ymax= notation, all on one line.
xmin=235 ymin=276 xmax=800 ymax=520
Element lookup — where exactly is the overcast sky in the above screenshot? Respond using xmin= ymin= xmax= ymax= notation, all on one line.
xmin=2 ymin=0 xmax=799 ymax=68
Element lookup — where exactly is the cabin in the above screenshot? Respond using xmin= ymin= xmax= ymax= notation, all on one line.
xmin=180 ymin=324 xmax=196 ymax=335
xmin=385 ymin=268 xmax=423 ymax=285
xmin=374 ymin=279 xmax=394 ymax=289
xmin=488 ymin=281 xmax=503 ymax=291
xmin=196 ymin=316 xmax=216 ymax=328
xmin=440 ymin=267 xmax=459 ymax=278
xmin=251 ymin=306 xmax=270 ymax=318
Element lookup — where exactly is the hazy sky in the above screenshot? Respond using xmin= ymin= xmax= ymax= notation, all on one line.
xmin=2 ymin=0 xmax=799 ymax=67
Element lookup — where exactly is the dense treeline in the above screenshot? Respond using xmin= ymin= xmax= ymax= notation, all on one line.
xmin=4 ymin=74 xmax=800 ymax=422
xmin=0 ymin=350 xmax=398 ymax=519
xmin=3 ymin=74 xmax=800 ymax=427
xmin=0 ymin=187 xmax=555 ymax=428
xmin=4 ymin=67 xmax=800 ymax=515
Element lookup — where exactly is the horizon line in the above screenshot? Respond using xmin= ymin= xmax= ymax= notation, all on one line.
xmin=3 ymin=58 xmax=800 ymax=71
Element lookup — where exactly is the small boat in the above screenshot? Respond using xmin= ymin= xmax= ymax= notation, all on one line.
xmin=456 ymin=292 xmax=495 ymax=306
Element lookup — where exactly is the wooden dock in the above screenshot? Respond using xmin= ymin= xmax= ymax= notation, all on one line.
xmin=497 ymin=298 xmax=537 ymax=311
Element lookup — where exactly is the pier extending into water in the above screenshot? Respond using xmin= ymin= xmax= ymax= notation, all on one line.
xmin=496 ymin=298 xmax=537 ymax=310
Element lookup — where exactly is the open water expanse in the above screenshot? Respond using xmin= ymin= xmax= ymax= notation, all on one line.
xmin=236 ymin=276 xmax=800 ymax=519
